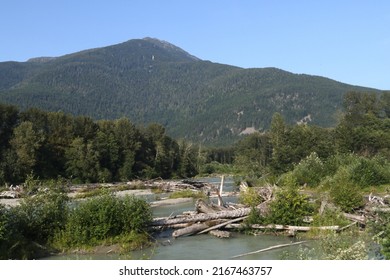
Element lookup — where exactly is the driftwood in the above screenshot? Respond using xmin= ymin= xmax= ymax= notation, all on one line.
xmin=195 ymin=199 xmax=225 ymax=213
xmin=0 ymin=191 xmax=21 ymax=199
xmin=231 ymin=241 xmax=308 ymax=259
xmin=336 ymin=222 xmax=357 ymax=233
xmin=172 ymin=223 xmax=209 ymax=238
xmin=152 ymin=207 xmax=252 ymax=226
xmin=226 ymin=224 xmax=340 ymax=232
xmin=197 ymin=216 xmax=248 ymax=235
xmin=368 ymin=207 xmax=390 ymax=213
xmin=152 ymin=200 xmax=270 ymax=227
xmin=217 ymin=175 xmax=225 ymax=206
xmin=342 ymin=213 xmax=366 ymax=224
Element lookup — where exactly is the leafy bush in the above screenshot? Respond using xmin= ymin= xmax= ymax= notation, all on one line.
xmin=325 ymin=168 xmax=364 ymax=212
xmin=349 ymin=156 xmax=390 ymax=188
xmin=287 ymin=152 xmax=326 ymax=187
xmin=55 ymin=192 xmax=152 ymax=248
xmin=368 ymin=212 xmax=390 ymax=259
xmin=323 ymin=154 xmax=390 ymax=188
xmin=311 ymin=208 xmax=350 ymax=227
xmin=0 ymin=189 xmax=68 ymax=259
xmin=266 ymin=187 xmax=313 ymax=226
xmin=239 ymin=187 xmax=263 ymax=207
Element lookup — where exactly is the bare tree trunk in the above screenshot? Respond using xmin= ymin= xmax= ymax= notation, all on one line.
xmin=197 ymin=216 xmax=248 ymax=235
xmin=217 ymin=175 xmax=224 ymax=206
xmin=226 ymin=224 xmax=340 ymax=231
xmin=153 ymin=206 xmax=252 ymax=226
xmin=172 ymin=223 xmax=209 ymax=238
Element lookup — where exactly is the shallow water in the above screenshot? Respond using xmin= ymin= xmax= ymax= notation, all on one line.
xmin=44 ymin=177 xmax=309 ymax=260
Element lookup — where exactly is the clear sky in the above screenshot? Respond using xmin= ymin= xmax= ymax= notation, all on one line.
xmin=1 ymin=0 xmax=389 ymax=89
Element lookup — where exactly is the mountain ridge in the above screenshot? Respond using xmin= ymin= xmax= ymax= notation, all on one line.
xmin=0 ymin=38 xmax=380 ymax=145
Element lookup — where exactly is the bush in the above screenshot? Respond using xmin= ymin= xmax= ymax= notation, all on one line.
xmin=55 ymin=192 xmax=152 ymax=248
xmin=325 ymin=168 xmax=364 ymax=212
xmin=239 ymin=187 xmax=263 ymax=207
xmin=368 ymin=212 xmax=390 ymax=259
xmin=349 ymin=156 xmax=390 ymax=188
xmin=0 ymin=189 xmax=68 ymax=259
xmin=266 ymin=187 xmax=313 ymax=226
xmin=287 ymin=152 xmax=326 ymax=187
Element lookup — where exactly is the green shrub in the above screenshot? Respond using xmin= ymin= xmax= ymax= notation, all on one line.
xmin=325 ymin=168 xmax=364 ymax=212
xmin=239 ymin=187 xmax=263 ymax=207
xmin=288 ymin=152 xmax=326 ymax=187
xmin=266 ymin=187 xmax=313 ymax=226
xmin=311 ymin=208 xmax=350 ymax=228
xmin=349 ymin=156 xmax=390 ymax=188
xmin=55 ymin=192 xmax=152 ymax=248
xmin=0 ymin=189 xmax=68 ymax=259
xmin=368 ymin=212 xmax=390 ymax=259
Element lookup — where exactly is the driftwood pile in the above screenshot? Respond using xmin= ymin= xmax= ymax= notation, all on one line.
xmin=151 ymin=179 xmax=390 ymax=239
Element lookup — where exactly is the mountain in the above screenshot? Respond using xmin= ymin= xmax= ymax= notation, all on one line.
xmin=0 ymin=38 xmax=379 ymax=145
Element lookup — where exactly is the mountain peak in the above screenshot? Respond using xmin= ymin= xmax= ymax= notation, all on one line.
xmin=141 ymin=37 xmax=200 ymax=61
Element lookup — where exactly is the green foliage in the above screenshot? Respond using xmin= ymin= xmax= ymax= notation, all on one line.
xmin=325 ymin=168 xmax=364 ymax=212
xmin=0 ymin=187 xmax=68 ymax=259
xmin=55 ymin=192 xmax=152 ymax=248
xmin=0 ymin=104 xmax=203 ymax=185
xmin=348 ymin=156 xmax=390 ymax=188
xmin=290 ymin=230 xmax=369 ymax=260
xmin=239 ymin=187 xmax=263 ymax=207
xmin=282 ymin=152 xmax=326 ymax=187
xmin=244 ymin=207 xmax=267 ymax=227
xmin=368 ymin=212 xmax=390 ymax=259
xmin=311 ymin=208 xmax=350 ymax=227
xmin=266 ymin=187 xmax=313 ymax=226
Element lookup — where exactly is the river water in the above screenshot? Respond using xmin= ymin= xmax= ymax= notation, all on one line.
xmin=45 ymin=177 xmax=308 ymax=260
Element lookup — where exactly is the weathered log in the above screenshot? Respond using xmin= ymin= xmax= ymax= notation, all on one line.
xmin=197 ymin=216 xmax=248 ymax=235
xmin=195 ymin=199 xmax=225 ymax=214
xmin=226 ymin=224 xmax=340 ymax=232
xmin=209 ymin=230 xmax=230 ymax=238
xmin=172 ymin=223 xmax=209 ymax=238
xmin=217 ymin=175 xmax=224 ymax=206
xmin=336 ymin=222 xmax=357 ymax=233
xmin=366 ymin=207 xmax=390 ymax=213
xmin=153 ymin=206 xmax=253 ymax=226
xmin=231 ymin=241 xmax=308 ymax=259
xmin=342 ymin=213 xmax=366 ymax=224
xmin=0 ymin=190 xmax=21 ymax=199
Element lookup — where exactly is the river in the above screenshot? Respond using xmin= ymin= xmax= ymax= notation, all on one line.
xmin=44 ymin=177 xmax=308 ymax=260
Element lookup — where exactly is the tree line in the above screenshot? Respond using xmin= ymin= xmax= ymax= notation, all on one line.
xmin=234 ymin=91 xmax=390 ymax=178
xmin=1 ymin=90 xmax=389 ymax=186
xmin=0 ymin=106 xmax=201 ymax=185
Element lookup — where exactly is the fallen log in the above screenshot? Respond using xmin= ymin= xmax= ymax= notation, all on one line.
xmin=197 ymin=216 xmax=248 ymax=235
xmin=366 ymin=207 xmax=390 ymax=213
xmin=226 ymin=224 xmax=340 ymax=232
xmin=336 ymin=222 xmax=357 ymax=233
xmin=195 ymin=199 xmax=225 ymax=213
xmin=152 ymin=201 xmax=269 ymax=226
xmin=172 ymin=223 xmax=209 ymax=238
xmin=230 ymin=241 xmax=308 ymax=259
xmin=342 ymin=213 xmax=366 ymax=224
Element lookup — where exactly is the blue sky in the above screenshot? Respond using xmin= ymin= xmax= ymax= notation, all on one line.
xmin=1 ymin=0 xmax=389 ymax=89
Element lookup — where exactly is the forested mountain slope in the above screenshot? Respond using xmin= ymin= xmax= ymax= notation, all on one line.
xmin=0 ymin=37 xmax=379 ymax=144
